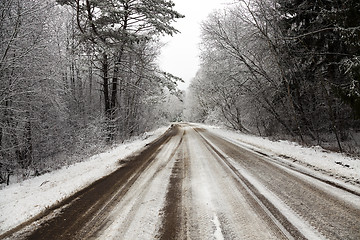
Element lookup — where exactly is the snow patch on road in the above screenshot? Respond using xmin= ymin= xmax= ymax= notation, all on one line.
xmin=0 ymin=126 xmax=169 ymax=235
xmin=212 ymin=214 xmax=224 ymax=240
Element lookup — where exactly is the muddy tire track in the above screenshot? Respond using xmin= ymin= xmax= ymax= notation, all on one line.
xmin=1 ymin=125 xmax=179 ymax=240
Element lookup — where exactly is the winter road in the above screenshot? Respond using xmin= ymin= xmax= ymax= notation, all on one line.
xmin=2 ymin=124 xmax=360 ymax=239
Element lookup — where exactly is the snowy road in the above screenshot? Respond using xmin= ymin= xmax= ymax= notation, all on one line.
xmin=3 ymin=124 xmax=360 ymax=239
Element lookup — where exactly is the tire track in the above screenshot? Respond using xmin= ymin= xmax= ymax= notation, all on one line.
xmin=196 ymin=127 xmax=360 ymax=240
xmin=157 ymin=130 xmax=188 ymax=240
xmin=2 ymin=125 xmax=180 ymax=240
xmin=195 ymin=129 xmax=302 ymax=240
xmin=161 ymin=125 xmax=289 ymax=240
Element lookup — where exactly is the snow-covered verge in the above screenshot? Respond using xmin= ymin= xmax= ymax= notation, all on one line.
xmin=0 ymin=126 xmax=169 ymax=235
xmin=201 ymin=124 xmax=360 ymax=186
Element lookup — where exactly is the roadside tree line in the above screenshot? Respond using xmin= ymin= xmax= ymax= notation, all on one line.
xmin=186 ymin=0 xmax=360 ymax=154
xmin=0 ymin=0 xmax=183 ymax=185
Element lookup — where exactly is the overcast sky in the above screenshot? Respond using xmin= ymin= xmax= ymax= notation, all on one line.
xmin=158 ymin=0 xmax=231 ymax=90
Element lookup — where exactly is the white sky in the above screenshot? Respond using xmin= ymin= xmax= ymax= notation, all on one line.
xmin=158 ymin=0 xmax=231 ymax=90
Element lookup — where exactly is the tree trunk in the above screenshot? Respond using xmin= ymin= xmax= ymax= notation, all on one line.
xmin=320 ymin=77 xmax=343 ymax=152
xmin=88 ymin=57 xmax=93 ymax=106
xmin=6 ymin=172 xmax=11 ymax=186
xmin=101 ymin=53 xmax=112 ymax=141
xmin=109 ymin=45 xmax=126 ymax=140
xmin=0 ymin=125 xmax=2 ymax=151
xmin=24 ymin=116 xmax=33 ymax=169
xmin=110 ymin=64 xmax=118 ymax=116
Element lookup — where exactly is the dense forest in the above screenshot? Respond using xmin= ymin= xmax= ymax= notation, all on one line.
xmin=186 ymin=0 xmax=360 ymax=154
xmin=2 ymin=0 xmax=360 ymax=185
xmin=0 ymin=0 xmax=183 ymax=184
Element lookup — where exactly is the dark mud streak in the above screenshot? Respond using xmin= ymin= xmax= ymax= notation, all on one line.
xmin=1 ymin=125 xmax=179 ymax=240
xmin=158 ymin=131 xmax=187 ymax=240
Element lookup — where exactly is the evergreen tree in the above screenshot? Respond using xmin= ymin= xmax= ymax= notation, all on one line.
xmin=277 ymin=0 xmax=360 ymax=118
xmin=275 ymin=0 xmax=360 ymax=150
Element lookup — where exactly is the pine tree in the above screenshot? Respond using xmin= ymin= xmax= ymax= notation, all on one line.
xmin=276 ymin=0 xmax=360 ymax=150
xmin=277 ymin=0 xmax=360 ymax=118
xmin=56 ymin=0 xmax=184 ymax=140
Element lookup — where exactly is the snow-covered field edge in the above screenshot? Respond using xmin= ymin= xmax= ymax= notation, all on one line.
xmin=0 ymin=125 xmax=170 ymax=235
xmin=199 ymin=124 xmax=360 ymax=189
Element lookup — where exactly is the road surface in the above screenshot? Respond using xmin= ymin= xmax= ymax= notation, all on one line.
xmin=2 ymin=124 xmax=360 ymax=239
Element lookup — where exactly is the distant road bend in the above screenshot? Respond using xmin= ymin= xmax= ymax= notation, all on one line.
xmin=2 ymin=124 xmax=360 ymax=239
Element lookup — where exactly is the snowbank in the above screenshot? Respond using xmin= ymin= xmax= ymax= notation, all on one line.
xmin=0 ymin=126 xmax=169 ymax=235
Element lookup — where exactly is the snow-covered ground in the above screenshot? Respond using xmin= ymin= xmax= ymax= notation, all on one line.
xmin=0 ymin=126 xmax=169 ymax=235
xmin=1 ymin=123 xmax=359 ymax=236
xmin=202 ymin=124 xmax=360 ymax=187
